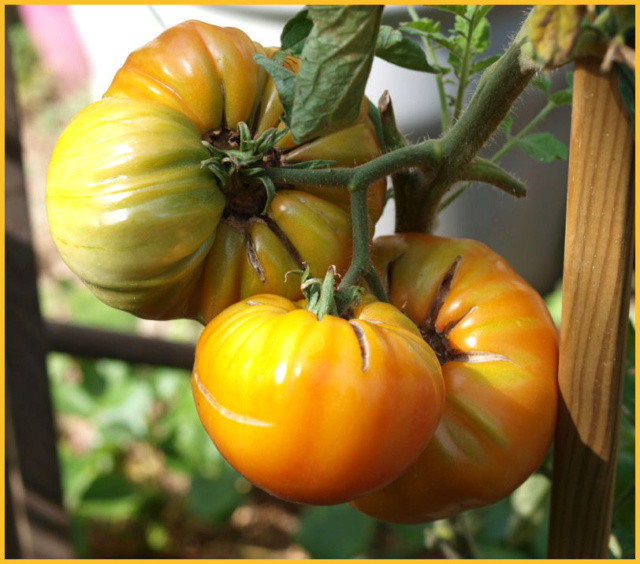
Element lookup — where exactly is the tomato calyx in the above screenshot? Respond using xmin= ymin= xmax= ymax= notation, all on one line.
xmin=417 ymin=256 xmax=508 ymax=366
xmin=202 ymin=123 xmax=287 ymax=215
xmin=202 ymin=123 xmax=338 ymax=219
xmin=296 ymin=265 xmax=363 ymax=321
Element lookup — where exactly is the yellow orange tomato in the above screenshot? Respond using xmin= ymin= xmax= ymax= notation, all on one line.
xmin=192 ymin=293 xmax=445 ymax=505
xmin=351 ymin=233 xmax=559 ymax=523
xmin=47 ymin=21 xmax=385 ymax=322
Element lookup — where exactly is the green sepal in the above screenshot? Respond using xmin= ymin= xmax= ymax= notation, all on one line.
xmin=301 ymin=266 xmax=364 ymax=321
xmin=255 ymin=175 xmax=278 ymax=216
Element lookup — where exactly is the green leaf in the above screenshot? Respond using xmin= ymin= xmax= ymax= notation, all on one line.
xmin=400 ymin=18 xmax=441 ymax=36
xmin=516 ymin=133 xmax=569 ymax=163
xmin=280 ymin=8 xmax=312 ymax=55
xmin=253 ymin=53 xmax=296 ymax=124
xmin=623 ymin=320 xmax=635 ymax=418
xmin=532 ymin=75 xmax=552 ymax=94
xmin=69 ymin=515 xmax=91 ymax=558
xmin=150 ymin=367 xmax=189 ymax=403
xmin=529 ymin=494 xmax=551 ymax=558
xmin=472 ymin=4 xmax=494 ymax=23
xmin=91 ymin=363 xmax=155 ymax=441
xmin=59 ymin=445 xmax=115 ymax=510
xmin=161 ymin=386 xmax=223 ymax=473
xmin=375 ymin=25 xmax=439 ymax=73
xmin=401 ymin=20 xmax=459 ymax=56
xmin=469 ymin=14 xmax=492 ymax=54
xmin=549 ymin=89 xmax=573 ymax=105
xmin=368 ymin=97 xmax=385 ymax=150
xmin=146 ymin=521 xmax=170 ymax=552
xmin=544 ymin=279 xmax=563 ymax=327
xmin=51 ymin=380 xmax=97 ymax=417
xmin=77 ymin=473 xmax=146 ymax=521
xmin=511 ymin=474 xmax=551 ymax=520
xmin=615 ymin=62 xmax=635 ymax=138
xmin=288 ymin=5 xmax=383 ymax=143
xmin=78 ymin=359 xmax=109 ymax=397
xmin=549 ymin=73 xmax=574 ymax=107
xmin=468 ymin=497 xmax=513 ymax=544
xmin=296 ymin=504 xmax=376 ymax=558
xmin=475 ymin=544 xmax=530 ymax=559
xmin=188 ymin=466 xmax=247 ymax=523
xmin=433 ymin=5 xmax=469 ymax=17
xmin=471 ymin=54 xmax=500 ymax=74
xmin=388 ymin=523 xmax=428 ymax=552
xmin=500 ymin=114 xmax=514 ymax=135
xmin=610 ymin=5 xmax=636 ymax=38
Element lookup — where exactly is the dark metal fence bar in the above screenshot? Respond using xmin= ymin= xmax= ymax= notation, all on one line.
xmin=45 ymin=321 xmax=196 ymax=371
xmin=5 ymin=23 xmax=74 ymax=558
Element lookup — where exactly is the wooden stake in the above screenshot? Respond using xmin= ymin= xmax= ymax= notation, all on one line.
xmin=547 ymin=56 xmax=634 ymax=557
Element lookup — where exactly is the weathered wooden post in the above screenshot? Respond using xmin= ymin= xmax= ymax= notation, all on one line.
xmin=547 ymin=55 xmax=634 ymax=557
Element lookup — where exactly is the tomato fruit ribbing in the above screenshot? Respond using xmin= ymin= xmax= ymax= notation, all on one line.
xmin=46 ymin=20 xmax=386 ymax=323
xmin=191 ymin=293 xmax=445 ymax=505
xmin=351 ymin=233 xmax=559 ymax=523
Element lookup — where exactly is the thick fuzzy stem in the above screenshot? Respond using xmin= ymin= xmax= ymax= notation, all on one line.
xmin=415 ymin=29 xmax=540 ymax=233
xmin=339 ymin=186 xmax=387 ymax=302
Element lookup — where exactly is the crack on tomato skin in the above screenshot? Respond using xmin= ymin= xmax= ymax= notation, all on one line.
xmin=453 ymin=351 xmax=509 ymax=364
xmin=221 ymin=215 xmax=305 ymax=285
xmin=261 ymin=214 xmax=306 ymax=269
xmin=418 ymin=256 xmax=462 ymax=365
xmin=193 ymin=369 xmax=273 ymax=427
xmin=220 ymin=216 xmax=267 ymax=282
xmin=415 ymin=256 xmax=510 ymax=366
xmin=442 ymin=307 xmax=476 ymax=337
xmin=422 ymin=256 xmax=462 ymax=330
xmin=349 ymin=321 xmax=370 ymax=372
xmin=384 ymin=254 xmax=404 ymax=298
xmin=244 ymin=229 xmax=267 ymax=283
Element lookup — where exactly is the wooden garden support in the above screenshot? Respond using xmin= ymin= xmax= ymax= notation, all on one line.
xmin=547 ymin=56 xmax=634 ymax=557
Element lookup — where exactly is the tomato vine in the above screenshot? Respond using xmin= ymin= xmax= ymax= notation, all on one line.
xmin=257 ymin=5 xmax=633 ymax=307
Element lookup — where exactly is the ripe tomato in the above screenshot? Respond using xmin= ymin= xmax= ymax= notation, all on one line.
xmin=46 ymin=20 xmax=385 ymax=322
xmin=191 ymin=293 xmax=445 ymax=505
xmin=351 ymin=233 xmax=559 ymax=523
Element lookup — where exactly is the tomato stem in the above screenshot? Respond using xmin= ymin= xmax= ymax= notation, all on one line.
xmin=301 ymin=265 xmax=365 ymax=320
xmin=339 ymin=185 xmax=388 ymax=303
xmin=263 ymin=18 xmax=542 ymax=234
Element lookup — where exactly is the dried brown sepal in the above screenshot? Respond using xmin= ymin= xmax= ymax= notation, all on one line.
xmin=527 ymin=5 xmax=586 ymax=69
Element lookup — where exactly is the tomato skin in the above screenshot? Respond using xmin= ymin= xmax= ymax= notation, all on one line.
xmin=191 ymin=294 xmax=445 ymax=505
xmin=46 ymin=97 xmax=222 ymax=319
xmin=46 ymin=21 xmax=385 ymax=322
xmin=351 ymin=233 xmax=559 ymax=523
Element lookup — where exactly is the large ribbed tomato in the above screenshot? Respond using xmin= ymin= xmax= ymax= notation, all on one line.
xmin=46 ymin=20 xmax=385 ymax=322
xmin=351 ymin=233 xmax=559 ymax=523
xmin=191 ymin=293 xmax=445 ymax=505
